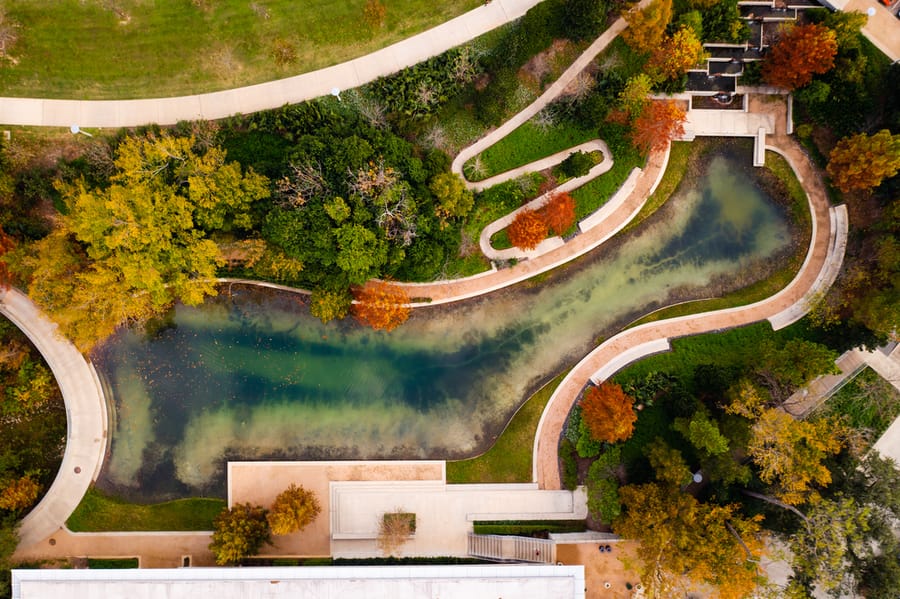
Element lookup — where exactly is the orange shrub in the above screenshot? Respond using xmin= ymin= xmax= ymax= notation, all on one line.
xmin=539 ymin=192 xmax=576 ymax=236
xmin=581 ymin=382 xmax=637 ymax=444
xmin=507 ymin=209 xmax=549 ymax=251
xmin=352 ymin=281 xmax=411 ymax=332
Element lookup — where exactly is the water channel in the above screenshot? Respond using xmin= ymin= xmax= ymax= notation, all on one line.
xmin=94 ymin=145 xmax=796 ymax=501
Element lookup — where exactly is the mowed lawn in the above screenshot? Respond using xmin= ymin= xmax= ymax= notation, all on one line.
xmin=0 ymin=0 xmax=480 ymax=99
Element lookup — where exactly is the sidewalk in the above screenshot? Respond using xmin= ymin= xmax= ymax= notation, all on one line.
xmin=0 ymin=0 xmax=546 ymax=128
xmin=0 ymin=288 xmax=108 ymax=550
xmin=532 ymin=135 xmax=846 ymax=489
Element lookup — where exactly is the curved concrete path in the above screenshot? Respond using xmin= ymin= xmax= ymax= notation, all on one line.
xmin=0 ymin=0 xmax=547 ymax=128
xmin=478 ymin=140 xmax=612 ymax=261
xmin=532 ymin=135 xmax=849 ymax=489
xmin=0 ymin=288 xmax=108 ymax=549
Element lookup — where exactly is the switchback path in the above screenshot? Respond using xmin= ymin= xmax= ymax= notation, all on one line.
xmin=532 ymin=135 xmax=848 ymax=489
xmin=0 ymin=288 xmax=108 ymax=549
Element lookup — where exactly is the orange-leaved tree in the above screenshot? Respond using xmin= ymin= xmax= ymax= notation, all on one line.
xmin=538 ymin=192 xmax=576 ymax=236
xmin=580 ymin=382 xmax=637 ymax=444
xmin=507 ymin=208 xmax=549 ymax=251
xmin=826 ymin=129 xmax=900 ymax=193
xmin=631 ymin=100 xmax=686 ymax=154
xmin=647 ymin=26 xmax=707 ymax=82
xmin=0 ymin=226 xmax=13 ymax=290
xmin=762 ymin=23 xmax=837 ymax=91
xmin=621 ymin=0 xmax=673 ymax=52
xmin=352 ymin=281 xmax=411 ymax=332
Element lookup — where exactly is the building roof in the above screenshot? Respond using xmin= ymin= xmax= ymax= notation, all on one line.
xmin=13 ymin=565 xmax=586 ymax=599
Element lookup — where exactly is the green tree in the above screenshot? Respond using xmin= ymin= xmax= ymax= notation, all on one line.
xmin=564 ymin=0 xmax=609 ymax=41
xmin=645 ymin=438 xmax=691 ymax=487
xmin=266 ymin=484 xmax=322 ymax=536
xmin=209 ymin=503 xmax=272 ymax=566
xmin=618 ymin=74 xmax=653 ymax=119
xmin=309 ymin=287 xmax=353 ymax=324
xmin=429 ymin=172 xmax=473 ymax=221
xmin=334 ymin=224 xmax=388 ymax=285
xmin=674 ymin=410 xmax=729 ymax=456
xmin=756 ymin=339 xmax=839 ymax=402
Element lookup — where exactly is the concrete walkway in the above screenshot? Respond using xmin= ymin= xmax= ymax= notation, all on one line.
xmin=0 ymin=288 xmax=108 ymax=550
xmin=478 ymin=140 xmax=612 ymax=261
xmin=532 ymin=135 xmax=847 ymax=489
xmin=450 ymin=9 xmax=638 ymax=180
xmin=0 ymin=0 xmax=547 ymax=128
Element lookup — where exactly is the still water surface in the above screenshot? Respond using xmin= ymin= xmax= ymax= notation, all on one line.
xmin=95 ymin=152 xmax=794 ymax=500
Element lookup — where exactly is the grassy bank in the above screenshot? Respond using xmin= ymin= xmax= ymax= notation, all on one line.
xmin=67 ymin=488 xmax=225 ymax=532
xmin=0 ymin=0 xmax=479 ymax=99
xmin=464 ymin=120 xmax=597 ymax=181
xmin=446 ymin=370 xmax=567 ymax=483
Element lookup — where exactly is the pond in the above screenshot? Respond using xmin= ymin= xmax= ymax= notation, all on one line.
xmin=94 ymin=144 xmax=796 ymax=501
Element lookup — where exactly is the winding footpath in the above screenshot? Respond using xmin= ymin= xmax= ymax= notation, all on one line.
xmin=532 ymin=136 xmax=848 ymax=489
xmin=0 ymin=288 xmax=108 ymax=548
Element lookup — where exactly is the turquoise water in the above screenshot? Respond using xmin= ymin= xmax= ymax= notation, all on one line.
xmin=94 ymin=152 xmax=794 ymax=500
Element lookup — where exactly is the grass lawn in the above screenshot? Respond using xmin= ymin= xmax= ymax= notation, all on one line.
xmin=622 ymin=141 xmax=692 ymax=233
xmin=816 ymin=367 xmax=900 ymax=439
xmin=446 ymin=370 xmax=568 ymax=483
xmin=571 ymin=143 xmax=645 ymax=221
xmin=67 ymin=487 xmax=225 ymax=532
xmin=0 ymin=0 xmax=480 ymax=99
xmin=464 ymin=120 xmax=597 ymax=181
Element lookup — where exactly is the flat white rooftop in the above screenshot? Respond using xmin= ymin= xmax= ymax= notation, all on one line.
xmin=13 ymin=564 xmax=586 ymax=599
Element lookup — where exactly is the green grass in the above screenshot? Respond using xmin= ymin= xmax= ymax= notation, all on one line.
xmin=571 ymin=144 xmax=645 ymax=221
xmin=67 ymin=487 xmax=225 ymax=532
xmin=464 ymin=120 xmax=597 ymax=181
xmin=87 ymin=558 xmax=139 ymax=569
xmin=612 ymin=322 xmax=786 ymax=386
xmin=817 ymin=367 xmax=900 ymax=438
xmin=622 ymin=141 xmax=692 ymax=233
xmin=0 ymin=0 xmax=480 ymax=99
xmin=490 ymin=228 xmax=513 ymax=250
xmin=446 ymin=370 xmax=568 ymax=483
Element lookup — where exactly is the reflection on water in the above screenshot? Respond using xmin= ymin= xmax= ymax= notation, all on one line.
xmin=94 ymin=151 xmax=794 ymax=500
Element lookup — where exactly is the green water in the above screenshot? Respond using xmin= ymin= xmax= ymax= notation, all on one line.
xmin=94 ymin=152 xmax=794 ymax=500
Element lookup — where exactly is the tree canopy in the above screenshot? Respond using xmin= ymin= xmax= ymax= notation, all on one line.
xmin=826 ymin=130 xmax=900 ymax=193
xmin=580 ymin=382 xmax=637 ymax=444
xmin=762 ymin=23 xmax=838 ymax=91
xmin=20 ymin=133 xmax=269 ymax=352
xmin=209 ymin=503 xmax=272 ymax=566
xmin=266 ymin=484 xmax=321 ymax=536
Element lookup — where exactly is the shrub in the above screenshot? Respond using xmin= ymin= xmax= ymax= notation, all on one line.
xmin=266 ymin=484 xmax=322 ymax=536
xmin=507 ymin=209 xmax=548 ymax=250
xmin=560 ymin=438 xmax=579 ymax=490
xmin=557 ymin=151 xmax=595 ymax=179
xmin=564 ymin=0 xmax=609 ymax=41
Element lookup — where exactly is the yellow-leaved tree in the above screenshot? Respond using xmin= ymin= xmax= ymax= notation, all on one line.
xmin=826 ymin=130 xmax=900 ymax=193
xmin=21 ymin=133 xmax=269 ymax=352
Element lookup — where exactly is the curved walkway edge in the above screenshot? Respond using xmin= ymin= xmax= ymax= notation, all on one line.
xmin=0 ymin=288 xmax=108 ymax=550
xmin=532 ymin=136 xmax=848 ymax=489
xmin=0 ymin=0 xmax=546 ymax=128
